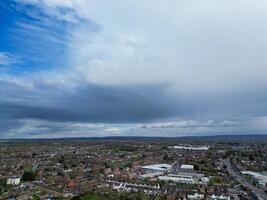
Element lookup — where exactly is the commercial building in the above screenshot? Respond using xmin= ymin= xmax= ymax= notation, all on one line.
xmin=170 ymin=146 xmax=209 ymax=151
xmin=7 ymin=176 xmax=21 ymax=185
xmin=141 ymin=164 xmax=172 ymax=173
xmin=159 ymin=175 xmax=195 ymax=184
xmin=241 ymin=171 xmax=267 ymax=188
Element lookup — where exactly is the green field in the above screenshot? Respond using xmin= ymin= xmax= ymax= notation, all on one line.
xmin=80 ymin=194 xmax=111 ymax=200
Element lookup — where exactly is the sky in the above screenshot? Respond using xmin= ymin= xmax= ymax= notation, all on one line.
xmin=0 ymin=0 xmax=267 ymax=138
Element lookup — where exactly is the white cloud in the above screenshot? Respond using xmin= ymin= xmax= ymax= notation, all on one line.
xmin=0 ymin=52 xmax=20 ymax=66
xmin=1 ymin=118 xmax=241 ymax=139
xmin=2 ymin=119 xmax=132 ymax=138
xmin=137 ymin=120 xmax=237 ymax=129
xmin=16 ymin=0 xmax=267 ymax=92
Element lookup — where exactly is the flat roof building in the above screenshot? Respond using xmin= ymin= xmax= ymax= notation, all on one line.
xmin=158 ymin=175 xmax=194 ymax=184
xmin=181 ymin=164 xmax=194 ymax=169
xmin=7 ymin=176 xmax=21 ymax=185
xmin=141 ymin=164 xmax=172 ymax=173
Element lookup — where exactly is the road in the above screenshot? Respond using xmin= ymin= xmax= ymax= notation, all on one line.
xmin=222 ymin=158 xmax=267 ymax=200
xmin=27 ymin=182 xmax=63 ymax=197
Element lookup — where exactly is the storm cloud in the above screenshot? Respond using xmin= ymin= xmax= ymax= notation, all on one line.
xmin=0 ymin=79 xmax=178 ymax=122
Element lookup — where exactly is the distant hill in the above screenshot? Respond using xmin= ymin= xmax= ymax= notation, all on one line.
xmin=1 ymin=134 xmax=267 ymax=143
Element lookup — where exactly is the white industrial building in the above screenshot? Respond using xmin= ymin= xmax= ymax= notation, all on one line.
xmin=138 ymin=172 xmax=163 ymax=179
xmin=141 ymin=164 xmax=172 ymax=173
xmin=180 ymin=164 xmax=194 ymax=169
xmin=6 ymin=176 xmax=21 ymax=185
xmin=170 ymin=145 xmax=209 ymax=151
xmin=241 ymin=171 xmax=267 ymax=188
xmin=140 ymin=163 xmax=209 ymax=185
xmin=158 ymin=175 xmax=195 ymax=184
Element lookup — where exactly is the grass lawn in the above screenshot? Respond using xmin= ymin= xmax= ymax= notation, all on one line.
xmin=80 ymin=194 xmax=111 ymax=200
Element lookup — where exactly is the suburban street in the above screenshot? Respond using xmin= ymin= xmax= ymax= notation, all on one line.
xmin=223 ymin=158 xmax=267 ymax=200
xmin=27 ymin=182 xmax=63 ymax=197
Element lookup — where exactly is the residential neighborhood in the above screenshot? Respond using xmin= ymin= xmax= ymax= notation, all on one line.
xmin=0 ymin=137 xmax=266 ymax=199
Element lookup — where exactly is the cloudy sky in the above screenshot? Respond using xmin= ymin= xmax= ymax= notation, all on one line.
xmin=0 ymin=0 xmax=267 ymax=138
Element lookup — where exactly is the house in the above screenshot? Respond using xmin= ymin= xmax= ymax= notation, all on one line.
xmin=188 ymin=192 xmax=205 ymax=200
xmin=209 ymin=194 xmax=230 ymax=200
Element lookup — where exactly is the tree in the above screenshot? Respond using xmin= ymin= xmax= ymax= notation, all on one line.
xmin=32 ymin=194 xmax=41 ymax=200
xmin=21 ymin=171 xmax=36 ymax=181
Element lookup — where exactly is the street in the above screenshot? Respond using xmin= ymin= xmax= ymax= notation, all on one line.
xmin=222 ymin=158 xmax=267 ymax=200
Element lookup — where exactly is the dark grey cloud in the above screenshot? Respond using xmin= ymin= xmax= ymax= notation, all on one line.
xmin=173 ymin=87 xmax=267 ymax=120
xmin=0 ymin=78 xmax=179 ymax=123
xmin=2 ymin=78 xmax=266 ymax=125
xmin=1 ymin=75 xmax=267 ymax=138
